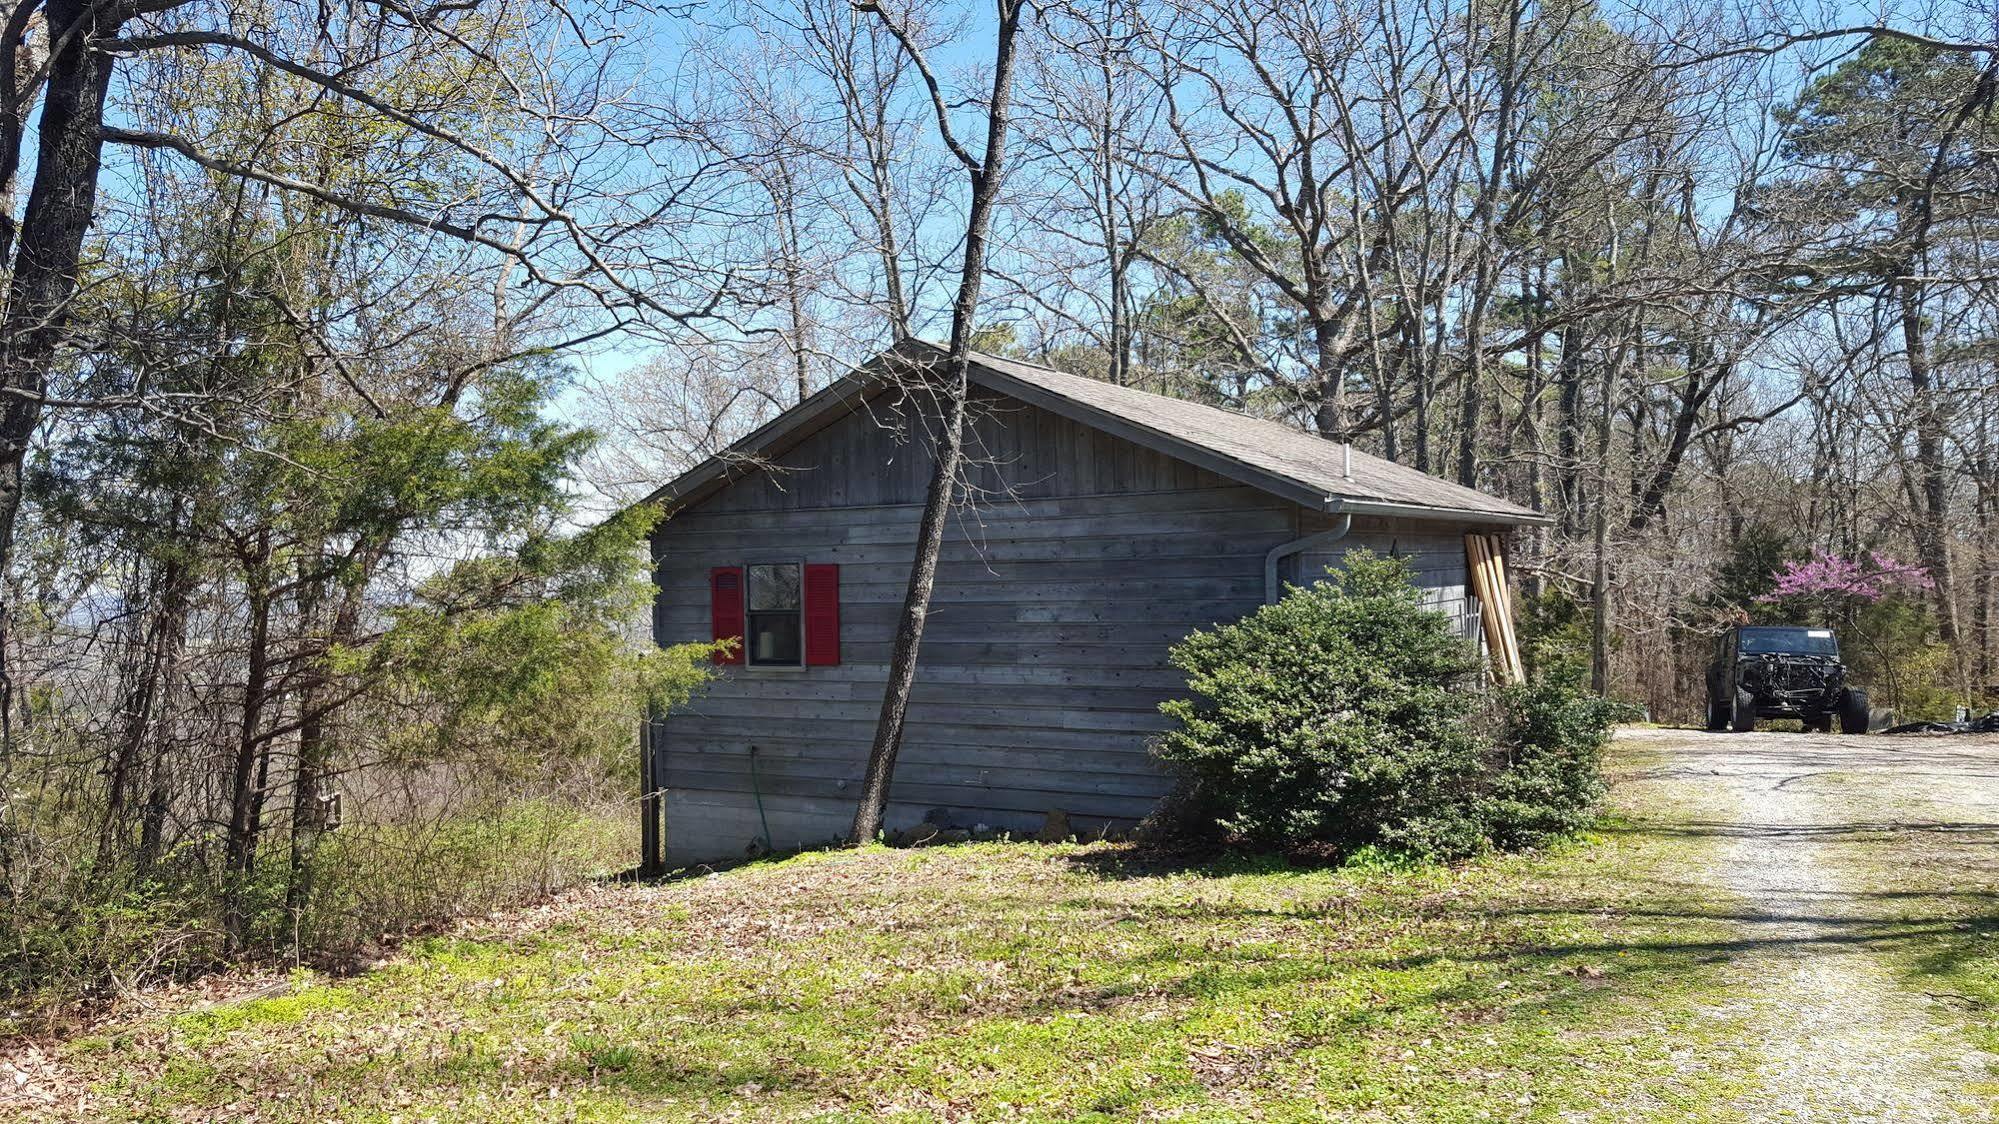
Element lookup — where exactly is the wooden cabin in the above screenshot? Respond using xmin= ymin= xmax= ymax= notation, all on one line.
xmin=639 ymin=341 xmax=1547 ymax=867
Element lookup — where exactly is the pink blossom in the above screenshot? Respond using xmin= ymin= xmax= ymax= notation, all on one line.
xmin=1760 ymin=551 xmax=1932 ymax=603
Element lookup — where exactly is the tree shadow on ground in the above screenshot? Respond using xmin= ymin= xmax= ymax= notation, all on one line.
xmin=1057 ymin=820 xmax=1999 ymax=1006
xmin=1058 ymin=843 xmax=1326 ymax=882
xmin=1599 ymin=818 xmax=1999 ymax=840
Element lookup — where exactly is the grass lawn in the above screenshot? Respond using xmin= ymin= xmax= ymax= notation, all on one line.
xmin=1767 ymin=755 xmax=1999 ymax=1061
xmin=18 ymin=760 xmax=1763 ymax=1124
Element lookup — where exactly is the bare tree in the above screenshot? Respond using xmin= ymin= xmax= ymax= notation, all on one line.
xmin=1006 ymin=0 xmax=1170 ymax=385
xmin=745 ymin=0 xmax=964 ymax=341
xmin=849 ymin=0 xmax=1030 ymax=844
xmin=1129 ymin=0 xmax=1400 ymax=440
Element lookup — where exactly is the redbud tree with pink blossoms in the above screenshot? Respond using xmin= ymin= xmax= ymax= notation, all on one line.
xmin=1759 ymin=551 xmax=1947 ymax=715
xmin=1761 ymin=551 xmax=1934 ymax=608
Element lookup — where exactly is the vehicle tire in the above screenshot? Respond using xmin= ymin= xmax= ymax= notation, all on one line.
xmin=1705 ymin=694 xmax=1730 ymax=732
xmin=1839 ymin=688 xmax=1870 ymax=735
xmin=1803 ymin=713 xmax=1831 ymax=734
xmin=1732 ymin=688 xmax=1757 ymax=732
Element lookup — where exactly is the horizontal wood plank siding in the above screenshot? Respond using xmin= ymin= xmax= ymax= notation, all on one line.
xmin=651 ymin=389 xmax=1489 ymax=863
xmin=652 ymin=390 xmax=1300 ymax=861
xmin=1290 ymin=513 xmax=1478 ymax=638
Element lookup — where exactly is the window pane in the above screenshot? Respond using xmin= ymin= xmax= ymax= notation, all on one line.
xmin=748 ymin=612 xmax=802 ymax=664
xmin=1739 ymin=628 xmax=1837 ymax=656
xmin=748 ymin=564 xmax=801 ymax=610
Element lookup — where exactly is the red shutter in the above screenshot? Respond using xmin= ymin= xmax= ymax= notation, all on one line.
xmin=710 ymin=567 xmax=744 ymax=664
xmin=804 ymin=563 xmax=840 ymax=666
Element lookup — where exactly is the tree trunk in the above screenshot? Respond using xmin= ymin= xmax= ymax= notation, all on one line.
xmin=1522 ymin=266 xmax=1547 ymax=599
xmin=1976 ymin=392 xmax=1995 ymax=688
xmin=1899 ymin=277 xmax=1959 ymax=651
xmin=285 ymin=581 xmax=364 ymax=922
xmin=1373 ymin=331 xmax=1398 ymax=464
xmin=1097 ymin=37 xmax=1130 ymax=387
xmin=101 ymin=553 xmax=191 ymax=868
xmin=1627 ymin=341 xmax=1721 ymax=536
xmin=0 ymin=0 xmax=127 ymax=732
xmin=851 ymin=0 xmax=1025 ymax=844
xmin=0 ymin=0 xmax=47 ymax=264
xmin=1592 ymin=299 xmax=1634 ymax=695
xmin=1976 ymin=488 xmax=1992 ymax=688
xmin=850 ymin=355 xmax=971 ymax=842
xmin=1311 ymin=315 xmax=1347 ymax=442
xmin=864 ymin=115 xmax=912 ymax=339
xmin=1108 ymin=255 xmax=1130 ymax=386
xmin=1456 ymin=0 xmax=1522 ymax=490
xmin=223 ymin=534 xmax=274 ymax=952
xmin=1409 ymin=310 xmax=1431 ymax=474
xmin=1456 ymin=302 xmax=1487 ymax=489
xmin=1555 ymin=318 xmax=1585 ymax=537
xmin=1590 ymin=384 xmax=1614 ymax=697
xmin=771 ymin=156 xmax=813 ymax=405
xmin=136 ymin=550 xmax=197 ymax=875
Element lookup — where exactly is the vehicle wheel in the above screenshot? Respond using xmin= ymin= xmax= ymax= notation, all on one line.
xmin=1802 ymin=713 xmax=1831 ymax=734
xmin=1839 ymin=688 xmax=1870 ymax=735
xmin=1705 ymin=694 xmax=1730 ymax=732
xmin=1732 ymin=688 xmax=1757 ymax=732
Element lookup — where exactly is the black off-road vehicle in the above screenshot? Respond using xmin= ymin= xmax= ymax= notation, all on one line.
xmin=1705 ymin=626 xmax=1869 ymax=734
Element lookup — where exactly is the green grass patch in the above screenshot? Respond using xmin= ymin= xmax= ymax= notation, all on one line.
xmin=43 ymin=743 xmax=1768 ymax=1122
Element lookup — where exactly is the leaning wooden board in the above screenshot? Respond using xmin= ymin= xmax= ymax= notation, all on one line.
xmin=1465 ymin=532 xmax=1525 ymax=684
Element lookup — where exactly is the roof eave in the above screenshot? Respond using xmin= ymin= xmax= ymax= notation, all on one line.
xmin=973 ymin=354 xmax=1553 ymax=526
xmin=1323 ymin=494 xmax=1555 ymax=527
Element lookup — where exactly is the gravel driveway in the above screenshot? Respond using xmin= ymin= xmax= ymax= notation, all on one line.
xmin=1613 ymin=726 xmax=1999 ymax=1120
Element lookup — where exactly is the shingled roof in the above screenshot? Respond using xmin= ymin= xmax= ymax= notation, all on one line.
xmin=644 ymin=339 xmax=1549 ymax=526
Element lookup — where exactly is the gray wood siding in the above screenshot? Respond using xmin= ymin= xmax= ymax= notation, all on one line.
xmin=650 ymin=388 xmax=1488 ymax=864
xmin=652 ymin=391 xmax=1303 ymax=862
xmin=1288 ymin=513 xmax=1479 ymax=639
xmin=687 ymin=387 xmax=1216 ymax=514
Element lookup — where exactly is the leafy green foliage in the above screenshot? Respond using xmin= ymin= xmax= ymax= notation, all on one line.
xmin=1484 ymin=674 xmax=1626 ymax=850
xmin=1830 ymin=593 xmax=1956 ymax=721
xmin=1516 ymin=587 xmax=1593 ymax=680
xmin=1780 ymin=38 xmax=1996 ymax=199
xmin=1 ymin=123 xmax=724 ymax=1018
xmin=1158 ymin=553 xmax=1618 ymax=859
xmin=355 ymin=503 xmax=720 ymax=780
xmin=1708 ymin=523 xmax=1800 ymax=624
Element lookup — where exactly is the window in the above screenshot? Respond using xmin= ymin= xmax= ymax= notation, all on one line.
xmin=746 ymin=562 xmax=803 ymax=665
xmin=710 ymin=561 xmax=838 ymax=668
xmin=1739 ymin=627 xmax=1838 ymax=657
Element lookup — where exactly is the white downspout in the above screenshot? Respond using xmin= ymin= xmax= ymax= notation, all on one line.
xmin=1263 ymin=512 xmax=1353 ymax=604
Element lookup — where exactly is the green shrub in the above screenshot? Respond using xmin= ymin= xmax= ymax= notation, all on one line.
xmin=1156 ymin=552 xmax=1620 ymax=860
xmin=1483 ymin=675 xmax=1624 ymax=849
xmin=0 ymin=793 xmax=636 ymax=1031
xmin=1156 ymin=552 xmax=1489 ymax=857
xmin=277 ymin=794 xmax=634 ymax=965
xmin=0 ymin=870 xmax=222 ymax=1034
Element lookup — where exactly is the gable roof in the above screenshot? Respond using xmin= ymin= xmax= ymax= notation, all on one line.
xmin=642 ymin=339 xmax=1550 ymax=526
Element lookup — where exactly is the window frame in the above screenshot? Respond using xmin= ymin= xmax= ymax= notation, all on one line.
xmin=742 ymin=558 xmax=806 ymax=669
